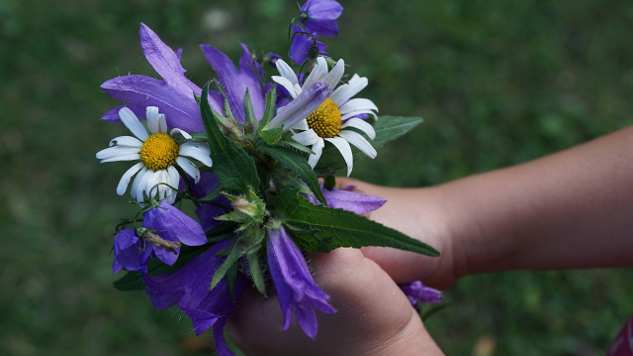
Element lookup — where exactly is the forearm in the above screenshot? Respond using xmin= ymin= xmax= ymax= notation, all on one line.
xmin=440 ymin=126 xmax=633 ymax=277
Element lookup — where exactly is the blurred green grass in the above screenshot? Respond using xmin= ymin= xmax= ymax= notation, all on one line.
xmin=1 ymin=0 xmax=632 ymax=355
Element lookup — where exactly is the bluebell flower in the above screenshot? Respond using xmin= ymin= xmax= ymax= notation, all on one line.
xmin=289 ymin=24 xmax=328 ymax=66
xmin=300 ymin=0 xmax=343 ymax=37
xmin=144 ymin=239 xmax=248 ymax=356
xmin=142 ymin=202 xmax=208 ymax=265
xmin=112 ymin=229 xmax=151 ymax=273
xmin=267 ymin=226 xmax=335 ymax=339
xmin=399 ymin=281 xmax=444 ymax=307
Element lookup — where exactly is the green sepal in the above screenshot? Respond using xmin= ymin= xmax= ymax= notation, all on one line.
xmin=258 ymin=127 xmax=284 ymax=145
xmin=246 ymin=251 xmax=266 ymax=295
xmin=257 ymin=86 xmax=277 ymax=132
xmin=216 ymin=189 xmax=266 ymax=230
xmin=226 ymin=262 xmax=240 ymax=300
xmin=314 ymin=116 xmax=423 ymax=175
xmin=243 ymin=89 xmax=258 ymax=137
xmin=323 ymin=175 xmax=336 ymax=190
xmin=275 ymin=189 xmax=440 ymax=256
xmin=258 ymin=145 xmax=326 ymax=205
xmin=211 ymin=243 xmax=242 ymax=290
xmin=201 ymin=81 xmax=260 ymax=194
xmin=173 ymin=131 xmax=208 ymax=144
xmin=112 ymin=271 xmax=146 ymax=291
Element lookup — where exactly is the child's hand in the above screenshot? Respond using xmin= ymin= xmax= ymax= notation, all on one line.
xmin=227 ymin=248 xmax=444 ymax=356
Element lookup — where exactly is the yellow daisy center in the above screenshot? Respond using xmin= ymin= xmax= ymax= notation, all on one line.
xmin=140 ymin=133 xmax=179 ymax=171
xmin=306 ymin=98 xmax=342 ymax=138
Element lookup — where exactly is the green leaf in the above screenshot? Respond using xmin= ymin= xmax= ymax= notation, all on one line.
xmin=246 ymin=251 xmax=266 ymax=295
xmin=275 ymin=189 xmax=439 ymax=256
xmin=258 ymin=127 xmax=284 ymax=145
xmin=257 ymin=86 xmax=277 ymax=132
xmin=201 ymin=81 xmax=260 ymax=194
xmin=258 ymin=145 xmax=326 ymax=205
xmin=243 ymin=89 xmax=258 ymax=137
xmin=211 ymin=243 xmax=242 ymax=290
xmin=275 ymin=139 xmax=315 ymax=155
xmin=314 ymin=116 xmax=423 ymax=175
xmin=112 ymin=271 xmax=146 ymax=291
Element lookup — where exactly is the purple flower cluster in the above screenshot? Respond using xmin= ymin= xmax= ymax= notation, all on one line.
xmin=288 ymin=0 xmax=342 ymax=65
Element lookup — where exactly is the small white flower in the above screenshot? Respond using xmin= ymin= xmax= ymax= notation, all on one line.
xmin=96 ymin=106 xmax=213 ymax=204
xmin=273 ymin=57 xmax=378 ymax=176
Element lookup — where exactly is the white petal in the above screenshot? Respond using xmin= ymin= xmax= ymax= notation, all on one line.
xmin=341 ymin=109 xmax=378 ymax=121
xmin=116 ymin=162 xmax=144 ymax=196
xmin=145 ymin=170 xmax=162 ymax=199
xmin=96 ymin=146 xmax=140 ymax=160
xmin=272 ymin=76 xmax=298 ymax=99
xmin=146 ymin=106 xmax=160 ymax=134
xmin=302 ymin=57 xmax=328 ymax=89
xmin=323 ymin=59 xmax=345 ymax=90
xmin=157 ymin=170 xmax=167 ymax=200
xmin=341 ymin=118 xmax=376 ymax=139
xmin=176 ymin=156 xmax=201 ymax=183
xmin=325 ymin=137 xmax=353 ymax=177
xmin=130 ymin=167 xmax=148 ymax=200
xmin=292 ymin=129 xmax=321 ymax=146
xmin=307 ymin=139 xmax=325 ymax=168
xmin=331 ymin=74 xmax=368 ymax=106
xmin=339 ymin=98 xmax=379 ymax=115
xmin=135 ymin=168 xmax=153 ymax=201
xmin=291 ymin=119 xmax=309 ymax=131
xmin=167 ymin=166 xmax=180 ymax=192
xmin=158 ymin=114 xmax=167 ymax=133
xmin=338 ymin=130 xmax=377 ymax=159
xmin=179 ymin=142 xmax=213 ymax=167
xmin=275 ymin=59 xmax=299 ymax=87
xmin=170 ymin=128 xmax=192 ymax=139
xmin=119 ymin=107 xmax=149 ymax=141
xmin=109 ymin=136 xmax=143 ymax=148
xmin=100 ymin=153 xmax=141 ymax=163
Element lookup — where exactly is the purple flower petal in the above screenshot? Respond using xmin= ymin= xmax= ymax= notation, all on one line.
xmin=112 ymin=229 xmax=150 ymax=273
xmin=143 ymin=203 xmax=207 ymax=247
xmin=399 ymin=281 xmax=444 ymax=308
xmin=290 ymin=24 xmax=328 ymax=66
xmin=101 ymin=105 xmax=146 ymax=123
xmin=323 ymin=185 xmax=386 ymax=214
xmin=101 ymin=75 xmax=204 ymax=133
xmin=139 ymin=23 xmax=201 ymax=99
xmin=143 ymin=239 xmax=248 ymax=344
xmin=195 ymin=202 xmax=229 ymax=232
xmin=201 ymin=44 xmax=265 ymax=122
xmin=266 ymin=81 xmax=330 ymax=130
xmin=301 ymin=0 xmax=343 ymax=37
xmin=267 ymin=226 xmax=335 ymax=339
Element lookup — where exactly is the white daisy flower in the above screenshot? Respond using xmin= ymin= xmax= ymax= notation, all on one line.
xmin=96 ymin=106 xmax=213 ymax=204
xmin=271 ymin=57 xmax=378 ymax=176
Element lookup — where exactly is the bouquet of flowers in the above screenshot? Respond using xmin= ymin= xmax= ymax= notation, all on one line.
xmin=97 ymin=1 xmax=443 ymax=354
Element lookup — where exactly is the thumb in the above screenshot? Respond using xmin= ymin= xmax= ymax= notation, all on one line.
xmin=226 ymin=248 xmax=443 ymax=356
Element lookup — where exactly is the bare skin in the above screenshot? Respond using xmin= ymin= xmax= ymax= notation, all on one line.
xmin=228 ymin=126 xmax=633 ymax=355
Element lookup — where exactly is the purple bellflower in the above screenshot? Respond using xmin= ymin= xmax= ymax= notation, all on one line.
xmin=300 ymin=0 xmax=343 ymax=37
xmin=399 ymin=281 xmax=444 ymax=307
xmin=290 ymin=24 xmax=328 ymax=66
xmin=144 ymin=239 xmax=248 ymax=356
xmin=101 ymin=24 xmax=267 ymax=132
xmin=267 ymin=226 xmax=335 ymax=339
xmin=318 ymin=183 xmax=386 ymax=214
xmin=142 ymin=202 xmax=208 ymax=265
xmin=112 ymin=228 xmax=151 ymax=273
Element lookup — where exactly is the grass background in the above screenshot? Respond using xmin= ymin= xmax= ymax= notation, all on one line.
xmin=2 ymin=0 xmax=633 ymax=354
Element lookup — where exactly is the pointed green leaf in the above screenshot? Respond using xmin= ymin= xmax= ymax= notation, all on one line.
xmin=243 ymin=89 xmax=258 ymax=137
xmin=258 ymin=145 xmax=326 ymax=205
xmin=258 ymin=86 xmax=277 ymax=131
xmin=275 ymin=139 xmax=316 ymax=155
xmin=314 ymin=116 xmax=423 ymax=175
xmin=201 ymin=81 xmax=260 ymax=194
xmin=211 ymin=243 xmax=242 ymax=290
xmin=247 ymin=251 xmax=266 ymax=295
xmin=259 ymin=127 xmax=284 ymax=145
xmin=275 ymin=189 xmax=439 ymax=256
xmin=112 ymin=271 xmax=146 ymax=291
